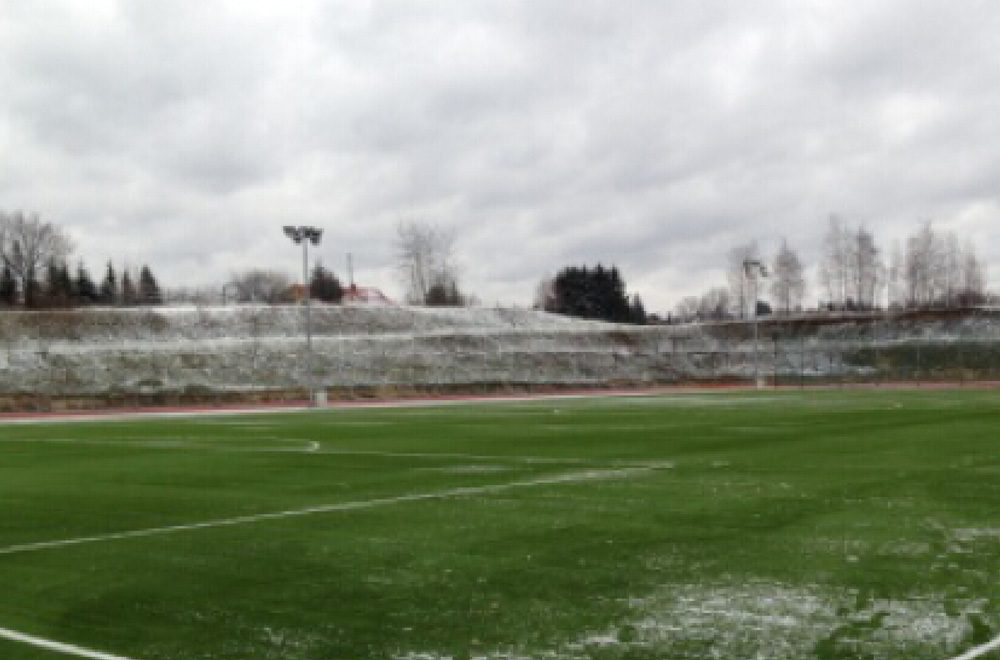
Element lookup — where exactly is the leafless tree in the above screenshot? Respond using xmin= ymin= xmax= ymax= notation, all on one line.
xmin=674 ymin=296 xmax=700 ymax=322
xmin=675 ymin=286 xmax=732 ymax=322
xmin=230 ymin=269 xmax=293 ymax=304
xmin=845 ymin=226 xmax=883 ymax=309
xmin=533 ymin=276 xmax=556 ymax=311
xmin=887 ymin=240 xmax=904 ymax=309
xmin=0 ymin=211 xmax=73 ymax=306
xmin=396 ymin=221 xmax=458 ymax=305
xmin=960 ymin=239 xmax=987 ymax=305
xmin=699 ymin=286 xmax=732 ymax=320
xmin=941 ymin=232 xmax=962 ymax=307
xmin=727 ymin=241 xmax=759 ymax=319
xmin=770 ymin=240 xmax=806 ymax=314
xmin=818 ymin=215 xmax=849 ymax=308
xmin=904 ymin=221 xmax=942 ymax=306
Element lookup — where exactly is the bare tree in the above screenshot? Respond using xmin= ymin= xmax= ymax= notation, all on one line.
xmin=770 ymin=240 xmax=806 ymax=314
xmin=887 ymin=240 xmax=903 ymax=309
xmin=726 ymin=241 xmax=759 ymax=319
xmin=818 ymin=215 xmax=849 ymax=308
xmin=396 ymin=221 xmax=459 ymax=305
xmin=0 ymin=211 xmax=73 ymax=307
xmin=699 ymin=286 xmax=732 ymax=320
xmin=230 ymin=269 xmax=293 ymax=304
xmin=674 ymin=296 xmax=700 ymax=322
xmin=533 ymin=276 xmax=556 ymax=311
xmin=845 ymin=226 xmax=883 ymax=309
xmin=941 ymin=232 xmax=962 ymax=307
xmin=960 ymin=239 xmax=987 ymax=305
xmin=904 ymin=221 xmax=941 ymax=306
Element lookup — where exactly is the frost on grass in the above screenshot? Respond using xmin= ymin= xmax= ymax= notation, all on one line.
xmin=394 ymin=582 xmax=986 ymax=660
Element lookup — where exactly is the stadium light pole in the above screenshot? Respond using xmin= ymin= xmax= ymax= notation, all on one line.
xmin=283 ymin=225 xmax=324 ymax=406
xmin=743 ymin=259 xmax=768 ymax=388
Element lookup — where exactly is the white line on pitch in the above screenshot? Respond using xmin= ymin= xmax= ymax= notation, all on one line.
xmin=948 ymin=634 xmax=1000 ymax=660
xmin=0 ymin=626 xmax=135 ymax=660
xmin=4 ymin=436 xmax=646 ymax=466
xmin=0 ymin=465 xmax=668 ymax=557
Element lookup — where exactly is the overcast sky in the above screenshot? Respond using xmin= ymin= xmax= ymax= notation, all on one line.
xmin=2 ymin=1 xmax=998 ymax=311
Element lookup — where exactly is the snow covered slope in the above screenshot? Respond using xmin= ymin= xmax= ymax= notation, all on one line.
xmin=1 ymin=305 xmax=997 ymax=403
xmin=0 ymin=305 xmax=684 ymax=397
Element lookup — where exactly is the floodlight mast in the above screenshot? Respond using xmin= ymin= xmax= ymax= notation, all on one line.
xmin=743 ymin=259 xmax=768 ymax=388
xmin=284 ymin=225 xmax=324 ymax=406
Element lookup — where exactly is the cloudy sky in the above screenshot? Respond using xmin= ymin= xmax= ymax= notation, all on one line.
xmin=2 ymin=1 xmax=998 ymax=311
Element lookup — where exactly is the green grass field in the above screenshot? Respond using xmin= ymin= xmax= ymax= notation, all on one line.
xmin=1 ymin=389 xmax=999 ymax=660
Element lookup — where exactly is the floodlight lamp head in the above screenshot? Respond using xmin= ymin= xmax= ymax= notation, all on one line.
xmin=283 ymin=226 xmax=302 ymax=243
xmin=305 ymin=227 xmax=323 ymax=245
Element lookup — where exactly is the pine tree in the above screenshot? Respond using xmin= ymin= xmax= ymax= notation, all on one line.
xmin=44 ymin=260 xmax=62 ymax=307
xmin=24 ymin=276 xmax=40 ymax=308
xmin=628 ymin=294 xmax=647 ymax=325
xmin=138 ymin=265 xmax=162 ymax=305
xmin=42 ymin=260 xmax=74 ymax=307
xmin=99 ymin=262 xmax=117 ymax=305
xmin=75 ymin=262 xmax=97 ymax=305
xmin=120 ymin=269 xmax=137 ymax=306
xmin=309 ymin=264 xmax=343 ymax=303
xmin=57 ymin=262 xmax=73 ymax=306
xmin=0 ymin=265 xmax=16 ymax=306
xmin=550 ymin=264 xmax=640 ymax=323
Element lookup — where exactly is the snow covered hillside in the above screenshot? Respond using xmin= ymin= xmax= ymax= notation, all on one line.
xmin=1 ymin=305 xmax=998 ymax=406
xmin=0 ymin=306 xmax=684 ymax=400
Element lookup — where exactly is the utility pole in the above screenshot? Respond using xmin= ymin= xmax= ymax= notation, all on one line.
xmin=283 ymin=225 xmax=324 ymax=406
xmin=743 ymin=259 xmax=768 ymax=388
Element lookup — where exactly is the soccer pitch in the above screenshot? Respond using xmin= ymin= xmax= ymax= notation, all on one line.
xmin=1 ymin=390 xmax=998 ymax=660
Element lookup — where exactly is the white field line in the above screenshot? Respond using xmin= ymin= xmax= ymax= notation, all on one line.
xmin=948 ymin=634 xmax=1000 ymax=660
xmin=0 ymin=464 xmax=667 ymax=558
xmin=4 ymin=437 xmax=649 ymax=466
xmin=0 ymin=626 xmax=135 ymax=660
xmin=0 ymin=388 xmax=684 ymax=426
xmin=1 ymin=437 xmax=322 ymax=454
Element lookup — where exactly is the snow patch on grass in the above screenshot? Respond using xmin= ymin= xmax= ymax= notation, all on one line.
xmin=393 ymin=582 xmax=987 ymax=660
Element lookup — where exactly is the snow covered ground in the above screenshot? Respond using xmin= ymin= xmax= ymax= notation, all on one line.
xmin=1 ymin=305 xmax=998 ymax=399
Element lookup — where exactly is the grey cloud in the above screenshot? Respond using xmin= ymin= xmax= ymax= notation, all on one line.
xmin=1 ymin=1 xmax=998 ymax=312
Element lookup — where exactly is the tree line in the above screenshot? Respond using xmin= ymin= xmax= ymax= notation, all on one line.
xmin=676 ymin=217 xmax=991 ymax=322
xmin=1 ymin=211 xmax=162 ymax=308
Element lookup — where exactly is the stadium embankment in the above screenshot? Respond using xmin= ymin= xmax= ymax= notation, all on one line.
xmin=1 ymin=305 xmax=998 ymax=410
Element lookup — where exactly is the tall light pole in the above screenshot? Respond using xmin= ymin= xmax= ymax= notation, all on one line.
xmin=283 ymin=225 xmax=324 ymax=406
xmin=743 ymin=258 xmax=768 ymax=388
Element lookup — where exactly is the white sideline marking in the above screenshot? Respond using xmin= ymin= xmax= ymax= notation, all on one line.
xmin=948 ymin=634 xmax=1000 ymax=660
xmin=0 ymin=626 xmax=135 ymax=659
xmin=4 ymin=437 xmax=322 ymax=454
xmin=0 ymin=465 xmax=665 ymax=557
xmin=0 ymin=390 xmax=670 ymax=426
xmin=5 ymin=436 xmax=645 ymax=466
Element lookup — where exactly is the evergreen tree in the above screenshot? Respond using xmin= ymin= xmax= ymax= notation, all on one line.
xmin=425 ymin=278 xmax=464 ymax=306
xmin=628 ymin=294 xmax=647 ymax=325
xmin=75 ymin=262 xmax=97 ymax=305
xmin=309 ymin=264 xmax=343 ymax=303
xmin=99 ymin=262 xmax=117 ymax=305
xmin=24 ymin=276 xmax=40 ymax=308
xmin=120 ymin=269 xmax=137 ymax=306
xmin=138 ymin=265 xmax=163 ymax=305
xmin=0 ymin=265 xmax=16 ymax=306
xmin=44 ymin=260 xmax=61 ymax=307
xmin=44 ymin=260 xmax=74 ymax=307
xmin=549 ymin=264 xmax=641 ymax=324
